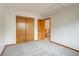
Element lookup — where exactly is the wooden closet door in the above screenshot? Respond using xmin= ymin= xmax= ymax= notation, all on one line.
xmin=25 ymin=17 xmax=34 ymax=42
xmin=16 ymin=16 xmax=26 ymax=44
xmin=38 ymin=19 xmax=45 ymax=41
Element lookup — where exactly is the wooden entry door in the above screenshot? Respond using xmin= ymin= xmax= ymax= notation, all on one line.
xmin=25 ymin=17 xmax=34 ymax=42
xmin=16 ymin=16 xmax=26 ymax=43
xmin=38 ymin=19 xmax=45 ymax=41
xmin=16 ymin=16 xmax=34 ymax=44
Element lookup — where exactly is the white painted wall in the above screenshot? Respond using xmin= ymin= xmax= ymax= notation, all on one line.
xmin=0 ymin=5 xmax=5 ymax=46
xmin=0 ymin=4 xmax=5 ymax=55
xmin=51 ymin=4 xmax=79 ymax=50
xmin=4 ymin=7 xmax=42 ymax=45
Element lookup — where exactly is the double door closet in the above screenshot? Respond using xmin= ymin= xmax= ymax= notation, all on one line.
xmin=16 ymin=16 xmax=34 ymax=44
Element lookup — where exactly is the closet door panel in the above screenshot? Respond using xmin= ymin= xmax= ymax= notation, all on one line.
xmin=16 ymin=16 xmax=26 ymax=44
xmin=25 ymin=17 xmax=34 ymax=42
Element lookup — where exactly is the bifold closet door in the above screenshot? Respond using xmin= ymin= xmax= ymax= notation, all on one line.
xmin=16 ymin=16 xmax=26 ymax=44
xmin=25 ymin=17 xmax=34 ymax=42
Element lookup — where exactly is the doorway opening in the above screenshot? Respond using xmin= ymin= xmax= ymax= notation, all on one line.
xmin=44 ymin=18 xmax=51 ymax=41
xmin=38 ymin=18 xmax=51 ymax=41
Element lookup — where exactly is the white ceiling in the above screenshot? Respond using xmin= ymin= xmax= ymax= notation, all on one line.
xmin=3 ymin=3 xmax=76 ymax=16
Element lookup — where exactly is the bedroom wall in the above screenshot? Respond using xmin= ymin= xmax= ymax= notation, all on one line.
xmin=0 ymin=5 xmax=5 ymax=46
xmin=51 ymin=4 xmax=79 ymax=50
xmin=4 ymin=7 xmax=42 ymax=45
xmin=0 ymin=4 xmax=5 ymax=55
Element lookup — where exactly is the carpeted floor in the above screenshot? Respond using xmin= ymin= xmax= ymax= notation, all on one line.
xmin=1 ymin=40 xmax=79 ymax=56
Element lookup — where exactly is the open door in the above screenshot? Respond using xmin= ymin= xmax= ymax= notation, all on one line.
xmin=38 ymin=19 xmax=45 ymax=41
xmin=44 ymin=18 xmax=51 ymax=41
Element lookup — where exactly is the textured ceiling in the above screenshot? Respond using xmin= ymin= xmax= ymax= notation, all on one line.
xmin=3 ymin=3 xmax=75 ymax=16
